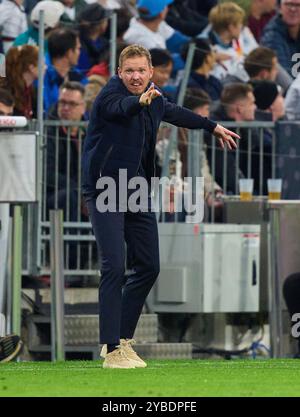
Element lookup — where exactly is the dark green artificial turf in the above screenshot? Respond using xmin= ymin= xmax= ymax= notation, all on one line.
xmin=1 ymin=359 xmax=300 ymax=397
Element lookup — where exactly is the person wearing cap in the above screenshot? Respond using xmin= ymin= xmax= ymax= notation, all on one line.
xmin=251 ymin=80 xmax=285 ymax=194
xmin=13 ymin=0 xmax=65 ymax=54
xmin=0 ymin=0 xmax=27 ymax=53
xmin=57 ymin=0 xmax=88 ymax=25
xmin=123 ymin=0 xmax=189 ymax=71
xmin=82 ymin=44 xmax=239 ymax=369
xmin=251 ymin=79 xmax=285 ymax=122
xmin=165 ymin=0 xmax=208 ymax=37
xmin=77 ymin=3 xmax=112 ymax=75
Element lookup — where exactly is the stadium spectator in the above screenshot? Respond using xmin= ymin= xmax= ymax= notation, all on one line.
xmin=285 ymin=72 xmax=300 ymax=119
xmin=248 ymin=0 xmax=277 ymax=42
xmin=46 ymin=81 xmax=88 ymax=276
xmin=0 ymin=0 xmax=28 ymax=53
xmin=46 ymin=81 xmax=87 ymax=223
xmin=222 ymin=46 xmax=278 ymax=86
xmin=244 ymin=47 xmax=279 ymax=82
xmin=77 ymin=3 xmax=112 ymax=75
xmin=84 ymin=72 xmax=109 ymax=115
xmin=181 ymin=38 xmax=223 ymax=101
xmin=44 ymin=28 xmax=85 ymax=114
xmin=261 ymin=0 xmax=300 ymax=76
xmin=0 ymin=45 xmax=39 ymax=118
xmin=166 ymin=0 xmax=208 ymax=37
xmin=112 ymin=7 xmax=132 ymax=40
xmin=251 ymin=80 xmax=285 ymax=122
xmin=123 ymin=0 xmax=189 ymax=71
xmin=179 ymin=88 xmax=223 ymax=216
xmin=251 ymin=80 xmax=285 ymax=193
xmin=203 ymin=2 xmax=257 ymax=80
xmin=149 ymin=48 xmax=176 ymax=98
xmin=13 ymin=0 xmax=65 ymax=55
xmin=213 ymin=83 xmax=256 ymax=124
xmin=0 ymin=334 xmax=22 ymax=363
xmin=57 ymin=0 xmax=88 ymax=24
xmin=0 ymin=88 xmax=14 ymax=116
xmin=207 ymin=83 xmax=257 ymax=194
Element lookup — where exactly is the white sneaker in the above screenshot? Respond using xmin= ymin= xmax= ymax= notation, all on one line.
xmin=120 ymin=339 xmax=147 ymax=368
xmin=102 ymin=345 xmax=136 ymax=369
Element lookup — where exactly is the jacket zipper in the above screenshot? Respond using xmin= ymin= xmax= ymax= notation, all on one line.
xmin=136 ymin=108 xmax=157 ymax=178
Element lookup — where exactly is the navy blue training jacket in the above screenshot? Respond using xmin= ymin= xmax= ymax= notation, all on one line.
xmin=82 ymin=75 xmax=217 ymax=196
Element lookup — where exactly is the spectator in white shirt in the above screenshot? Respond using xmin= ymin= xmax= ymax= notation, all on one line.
xmin=0 ymin=0 xmax=28 ymax=53
xmin=123 ymin=0 xmax=175 ymax=50
xmin=123 ymin=0 xmax=189 ymax=71
xmin=200 ymin=2 xmax=257 ymax=80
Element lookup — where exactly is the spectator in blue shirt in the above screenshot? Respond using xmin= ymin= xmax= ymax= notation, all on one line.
xmin=44 ymin=27 xmax=86 ymax=115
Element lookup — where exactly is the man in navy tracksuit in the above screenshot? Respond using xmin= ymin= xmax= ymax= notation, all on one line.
xmin=82 ymin=44 xmax=239 ymax=368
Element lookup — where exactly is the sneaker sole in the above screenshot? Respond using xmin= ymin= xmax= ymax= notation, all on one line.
xmin=129 ymin=359 xmax=147 ymax=368
xmin=102 ymin=363 xmax=136 ymax=369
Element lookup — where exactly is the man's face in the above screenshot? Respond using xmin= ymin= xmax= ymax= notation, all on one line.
xmin=68 ymin=38 xmax=81 ymax=66
xmin=228 ymin=22 xmax=243 ymax=40
xmin=205 ymin=51 xmax=216 ymax=72
xmin=58 ymin=88 xmax=85 ymax=121
xmin=236 ymin=92 xmax=257 ymax=121
xmin=258 ymin=56 xmax=278 ymax=81
xmin=268 ymin=57 xmax=279 ymax=81
xmin=151 ymin=62 xmax=173 ymax=88
xmin=281 ymin=0 xmax=300 ymax=27
xmin=118 ymin=56 xmax=154 ymax=95
xmin=0 ymin=102 xmax=13 ymax=116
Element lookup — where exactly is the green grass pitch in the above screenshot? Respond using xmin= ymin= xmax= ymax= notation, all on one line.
xmin=1 ymin=359 xmax=300 ymax=397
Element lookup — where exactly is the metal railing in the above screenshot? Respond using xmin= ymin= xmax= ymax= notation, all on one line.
xmin=20 ymin=119 xmax=300 ymax=277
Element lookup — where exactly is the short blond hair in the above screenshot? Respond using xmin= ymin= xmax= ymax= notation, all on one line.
xmin=209 ymin=2 xmax=245 ymax=33
xmin=118 ymin=44 xmax=152 ymax=68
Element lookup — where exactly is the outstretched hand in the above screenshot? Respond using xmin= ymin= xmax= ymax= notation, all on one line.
xmin=139 ymin=83 xmax=162 ymax=106
xmin=213 ymin=124 xmax=240 ymax=150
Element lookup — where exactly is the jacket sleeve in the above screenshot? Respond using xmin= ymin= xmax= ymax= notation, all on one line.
xmin=162 ymin=97 xmax=217 ymax=133
xmin=98 ymin=92 xmax=144 ymax=120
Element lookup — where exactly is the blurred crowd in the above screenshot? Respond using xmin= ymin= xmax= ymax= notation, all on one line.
xmin=1 ymin=0 xmax=300 ymax=211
